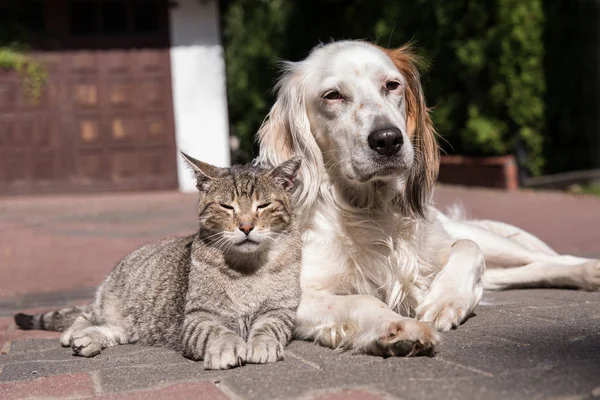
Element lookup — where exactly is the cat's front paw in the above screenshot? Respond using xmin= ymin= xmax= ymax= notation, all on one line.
xmin=203 ymin=335 xmax=246 ymax=370
xmin=71 ymin=333 xmax=102 ymax=357
xmin=246 ymin=336 xmax=283 ymax=364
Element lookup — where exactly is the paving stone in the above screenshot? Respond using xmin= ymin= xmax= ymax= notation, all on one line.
xmin=312 ymin=388 xmax=388 ymax=400
xmin=9 ymin=339 xmax=60 ymax=354
xmin=2 ymin=187 xmax=599 ymax=301
xmin=221 ymin=342 xmax=488 ymax=400
xmin=0 ymin=317 xmax=13 ymax=355
xmin=286 ymin=341 xmax=384 ymax=370
xmin=1 ymin=189 xmax=600 ymax=399
xmin=0 ymin=297 xmax=93 ymax=318
xmin=382 ymin=360 xmax=600 ymax=400
xmin=496 ymin=298 xmax=600 ymax=324
xmin=0 ymin=317 xmax=12 ymax=331
xmin=286 ymin=341 xmax=483 ymax=380
xmin=0 ymin=358 xmax=95 ymax=382
xmin=18 ymin=287 xmax=96 ymax=308
xmin=96 ymin=351 xmax=315 ymax=396
xmin=480 ymin=289 xmax=597 ymax=309
xmin=438 ymin=319 xmax=600 ymax=376
xmin=0 ymin=345 xmax=190 ymax=382
xmin=0 ymin=371 xmax=95 ymax=400
xmin=11 ymin=329 xmax=62 ymax=342
xmin=98 ymin=381 xmax=230 ymax=400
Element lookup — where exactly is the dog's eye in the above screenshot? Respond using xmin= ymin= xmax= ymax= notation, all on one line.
xmin=385 ymin=81 xmax=401 ymax=91
xmin=323 ymin=90 xmax=342 ymax=100
xmin=257 ymin=203 xmax=271 ymax=210
xmin=219 ymin=203 xmax=234 ymax=210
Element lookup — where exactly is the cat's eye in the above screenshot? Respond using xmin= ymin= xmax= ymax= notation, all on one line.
xmin=219 ymin=203 xmax=234 ymax=210
xmin=257 ymin=203 xmax=271 ymax=210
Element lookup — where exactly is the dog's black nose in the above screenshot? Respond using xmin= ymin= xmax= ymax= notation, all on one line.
xmin=368 ymin=127 xmax=403 ymax=156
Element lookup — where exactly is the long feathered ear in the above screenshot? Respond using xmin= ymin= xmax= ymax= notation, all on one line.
xmin=255 ymin=61 xmax=324 ymax=218
xmin=379 ymin=44 xmax=440 ymax=218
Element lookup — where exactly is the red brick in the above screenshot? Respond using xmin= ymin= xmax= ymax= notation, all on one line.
xmin=438 ymin=155 xmax=518 ymax=190
xmin=0 ymin=372 xmax=95 ymax=400
xmin=0 ymin=317 xmax=15 ymax=354
xmin=2 ymin=188 xmax=599 ymax=303
xmin=11 ymin=330 xmax=61 ymax=341
xmin=0 ymin=333 xmax=10 ymax=354
xmin=0 ymin=317 xmax=14 ymax=331
xmin=99 ymin=381 xmax=229 ymax=400
xmin=0 ymin=192 xmax=196 ymax=300
xmin=314 ymin=389 xmax=386 ymax=400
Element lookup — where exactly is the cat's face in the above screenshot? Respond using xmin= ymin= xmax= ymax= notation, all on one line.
xmin=182 ymin=153 xmax=301 ymax=254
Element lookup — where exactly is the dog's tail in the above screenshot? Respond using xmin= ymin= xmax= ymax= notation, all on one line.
xmin=445 ymin=203 xmax=467 ymax=221
xmin=14 ymin=306 xmax=89 ymax=332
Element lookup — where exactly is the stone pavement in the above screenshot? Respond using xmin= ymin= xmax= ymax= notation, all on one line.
xmin=1 ymin=186 xmax=600 ymax=399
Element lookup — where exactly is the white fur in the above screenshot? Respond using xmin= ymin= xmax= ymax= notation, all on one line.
xmin=256 ymin=40 xmax=600 ymax=356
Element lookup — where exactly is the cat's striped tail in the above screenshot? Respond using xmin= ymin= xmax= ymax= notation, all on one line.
xmin=14 ymin=306 xmax=90 ymax=332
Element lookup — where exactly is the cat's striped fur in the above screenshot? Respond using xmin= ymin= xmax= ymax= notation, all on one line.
xmin=14 ymin=154 xmax=303 ymax=370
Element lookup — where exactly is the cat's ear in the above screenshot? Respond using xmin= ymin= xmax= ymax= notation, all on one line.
xmin=180 ymin=152 xmax=221 ymax=192
xmin=267 ymin=156 xmax=302 ymax=191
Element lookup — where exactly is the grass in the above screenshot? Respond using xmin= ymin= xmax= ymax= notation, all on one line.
xmin=568 ymin=183 xmax=600 ymax=196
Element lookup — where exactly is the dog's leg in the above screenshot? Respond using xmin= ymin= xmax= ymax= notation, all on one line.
xmin=416 ymin=239 xmax=485 ymax=331
xmin=294 ymin=290 xmax=440 ymax=356
xmin=483 ymin=260 xmax=600 ymax=291
xmin=441 ymin=218 xmax=600 ymax=291
xmin=465 ymin=219 xmax=558 ymax=256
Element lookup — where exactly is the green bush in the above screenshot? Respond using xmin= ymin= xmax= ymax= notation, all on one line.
xmin=0 ymin=45 xmax=47 ymax=103
xmin=0 ymin=3 xmax=48 ymax=104
xmin=542 ymin=0 xmax=599 ymax=174
xmin=222 ymin=0 xmax=293 ymax=162
xmin=221 ymin=0 xmax=547 ymax=174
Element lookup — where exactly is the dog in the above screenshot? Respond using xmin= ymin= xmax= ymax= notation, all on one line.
xmin=255 ymin=40 xmax=600 ymax=357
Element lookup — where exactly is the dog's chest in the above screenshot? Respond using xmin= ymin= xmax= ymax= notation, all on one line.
xmin=305 ymin=207 xmax=422 ymax=294
xmin=302 ymin=203 xmax=431 ymax=315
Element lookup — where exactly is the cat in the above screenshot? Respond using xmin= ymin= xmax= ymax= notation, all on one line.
xmin=14 ymin=153 xmax=303 ymax=370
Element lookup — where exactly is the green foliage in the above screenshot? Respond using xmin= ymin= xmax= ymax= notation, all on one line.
xmin=0 ymin=1 xmax=48 ymax=104
xmin=221 ymin=0 xmax=547 ymax=174
xmin=222 ymin=0 xmax=293 ymax=161
xmin=0 ymin=45 xmax=47 ymax=103
xmin=542 ymin=0 xmax=599 ymax=174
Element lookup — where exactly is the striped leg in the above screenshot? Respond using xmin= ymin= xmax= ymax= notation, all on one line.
xmin=246 ymin=308 xmax=296 ymax=364
xmin=61 ymin=314 xmax=128 ymax=357
xmin=182 ymin=313 xmax=246 ymax=370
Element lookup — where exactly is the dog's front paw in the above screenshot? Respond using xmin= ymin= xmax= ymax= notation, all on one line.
xmin=314 ymin=321 xmax=356 ymax=349
xmin=246 ymin=336 xmax=283 ymax=364
xmin=416 ymin=281 xmax=483 ymax=331
xmin=203 ymin=335 xmax=246 ymax=370
xmin=369 ymin=319 xmax=439 ymax=357
xmin=578 ymin=260 xmax=600 ymax=291
xmin=417 ymin=300 xmax=472 ymax=332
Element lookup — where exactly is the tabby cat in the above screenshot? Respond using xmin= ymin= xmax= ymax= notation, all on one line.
xmin=14 ymin=153 xmax=303 ymax=370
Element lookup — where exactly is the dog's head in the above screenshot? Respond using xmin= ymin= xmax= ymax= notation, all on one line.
xmin=257 ymin=41 xmax=439 ymax=218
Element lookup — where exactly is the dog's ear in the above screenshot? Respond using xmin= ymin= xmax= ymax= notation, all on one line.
xmin=255 ymin=61 xmax=324 ymax=218
xmin=380 ymin=44 xmax=440 ymax=218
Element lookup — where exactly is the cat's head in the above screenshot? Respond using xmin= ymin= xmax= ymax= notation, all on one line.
xmin=181 ymin=152 xmax=301 ymax=254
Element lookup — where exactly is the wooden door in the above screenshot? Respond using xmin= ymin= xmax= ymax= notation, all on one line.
xmin=0 ymin=0 xmax=178 ymax=195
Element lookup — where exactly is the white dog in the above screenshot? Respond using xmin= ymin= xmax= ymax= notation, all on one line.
xmin=255 ymin=40 xmax=600 ymax=357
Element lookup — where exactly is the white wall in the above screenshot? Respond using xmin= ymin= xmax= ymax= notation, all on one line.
xmin=169 ymin=0 xmax=230 ymax=192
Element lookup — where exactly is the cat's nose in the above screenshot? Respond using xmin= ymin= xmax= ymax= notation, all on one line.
xmin=239 ymin=224 xmax=254 ymax=235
